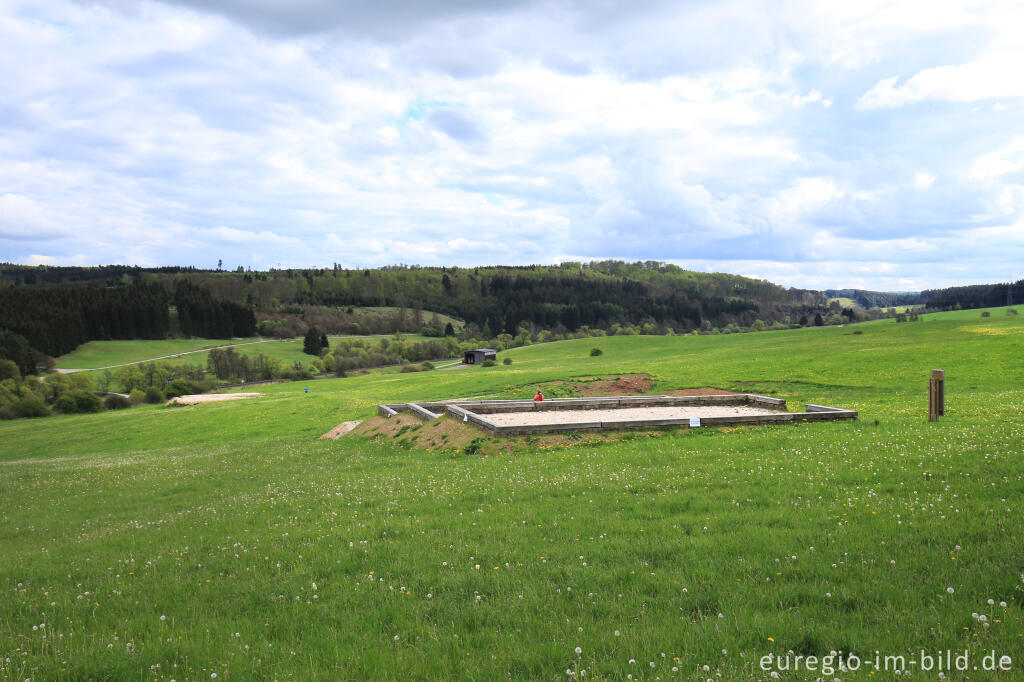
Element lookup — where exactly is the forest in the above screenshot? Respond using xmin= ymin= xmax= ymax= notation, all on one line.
xmin=2 ymin=261 xmax=1017 ymax=377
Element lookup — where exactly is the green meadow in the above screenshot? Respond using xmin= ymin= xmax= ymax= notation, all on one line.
xmin=55 ymin=334 xmax=436 ymax=372
xmin=2 ymin=308 xmax=1023 ymax=680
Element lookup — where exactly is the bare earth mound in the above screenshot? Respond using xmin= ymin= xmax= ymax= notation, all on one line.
xmin=537 ymin=374 xmax=740 ymax=398
xmin=353 ymin=414 xmax=483 ymax=450
xmin=576 ymin=374 xmax=655 ymax=396
xmin=320 ymin=421 xmax=363 ymax=439
xmin=166 ymin=392 xmax=262 ymax=405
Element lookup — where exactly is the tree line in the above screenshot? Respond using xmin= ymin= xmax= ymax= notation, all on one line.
xmin=173 ymin=280 xmax=256 ymax=338
xmin=0 ymin=281 xmax=170 ymax=357
xmin=137 ymin=261 xmax=831 ymax=334
xmin=0 ymin=279 xmax=256 ymax=365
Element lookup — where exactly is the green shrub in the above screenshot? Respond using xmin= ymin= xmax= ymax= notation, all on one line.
xmin=1008 ymin=308 xmax=1019 ymax=316
xmin=53 ymin=393 xmax=77 ymax=413
xmin=54 ymin=390 xmax=101 ymax=414
xmin=400 ymin=364 xmax=429 ymax=373
xmin=0 ymin=359 xmax=20 ymax=382
xmin=590 ymin=347 xmax=603 ymax=356
xmin=981 ymin=311 xmax=991 ymax=317
xmin=72 ymin=390 xmax=102 ymax=413
xmin=164 ymin=378 xmax=215 ymax=399
xmin=283 ymin=363 xmax=314 ymax=381
xmin=502 ymin=357 xmax=512 ymax=365
xmin=128 ymin=389 xmax=145 ymax=405
xmin=164 ymin=379 xmax=193 ymax=399
xmin=104 ymin=394 xmax=131 ymax=410
xmin=462 ymin=438 xmax=486 ymax=455
xmin=12 ymin=394 xmax=49 ymax=418
xmin=144 ymin=387 xmax=165 ymax=404
xmin=481 ymin=359 xmax=496 ymax=367
xmin=421 ymin=361 xmax=435 ymax=369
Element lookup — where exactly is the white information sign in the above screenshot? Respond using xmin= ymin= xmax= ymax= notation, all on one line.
xmin=689 ymin=417 xmax=701 ymax=427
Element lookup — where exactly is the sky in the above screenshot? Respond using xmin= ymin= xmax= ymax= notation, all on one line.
xmin=1 ymin=0 xmax=1022 ymax=291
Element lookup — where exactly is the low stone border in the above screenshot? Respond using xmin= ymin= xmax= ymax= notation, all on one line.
xmin=378 ymin=393 xmax=857 ymax=435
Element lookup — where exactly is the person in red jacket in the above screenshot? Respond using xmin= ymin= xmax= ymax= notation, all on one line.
xmin=533 ymin=390 xmax=545 ymax=402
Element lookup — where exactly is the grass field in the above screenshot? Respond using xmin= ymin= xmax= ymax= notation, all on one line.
xmin=828 ymin=297 xmax=925 ymax=314
xmin=55 ymin=334 xmax=440 ymax=372
xmin=350 ymin=307 xmax=465 ymax=331
xmin=3 ymin=308 xmax=1023 ymax=680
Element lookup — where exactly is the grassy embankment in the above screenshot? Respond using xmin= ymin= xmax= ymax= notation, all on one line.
xmin=2 ymin=307 xmax=1022 ymax=680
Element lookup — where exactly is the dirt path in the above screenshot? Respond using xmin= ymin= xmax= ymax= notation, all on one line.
xmin=57 ymin=339 xmax=277 ymax=373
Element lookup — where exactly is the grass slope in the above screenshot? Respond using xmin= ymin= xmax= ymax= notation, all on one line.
xmin=2 ymin=309 xmax=1023 ymax=680
xmin=55 ymin=334 xmax=438 ymax=372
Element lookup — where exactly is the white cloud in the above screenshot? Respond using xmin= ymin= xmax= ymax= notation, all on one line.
xmin=913 ymin=172 xmax=936 ymax=190
xmin=969 ymin=137 xmax=1024 ymax=179
xmin=0 ymin=194 xmax=73 ymax=240
xmin=1 ymin=0 xmax=1023 ymax=288
xmin=858 ymin=53 xmax=1024 ymax=109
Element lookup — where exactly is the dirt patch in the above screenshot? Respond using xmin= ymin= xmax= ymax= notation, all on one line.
xmin=166 ymin=392 xmax=262 ymax=405
xmin=350 ymin=411 xmax=688 ymax=455
xmin=320 ymin=421 xmax=363 ymax=439
xmin=439 ymin=363 xmax=469 ymax=371
xmin=664 ymin=387 xmax=742 ymax=396
xmin=579 ymin=374 xmax=655 ymax=396
xmin=352 ymin=413 xmax=484 ymax=451
xmin=536 ymin=373 xmax=655 ymax=398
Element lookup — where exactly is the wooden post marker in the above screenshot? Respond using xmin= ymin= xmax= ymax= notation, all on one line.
xmin=929 ymin=369 xmax=945 ymax=421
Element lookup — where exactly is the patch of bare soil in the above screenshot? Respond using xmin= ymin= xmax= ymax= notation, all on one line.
xmin=538 ymin=373 xmax=655 ymax=398
xmin=351 ymin=413 xmax=483 ymax=451
xmin=320 ymin=421 xmax=363 ymax=439
xmin=664 ymin=387 xmax=742 ymax=396
xmin=166 ymin=392 xmax=262 ymax=405
xmin=578 ymin=374 xmax=655 ymax=396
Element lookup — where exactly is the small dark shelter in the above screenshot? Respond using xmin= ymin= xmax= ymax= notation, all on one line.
xmin=463 ymin=348 xmax=497 ymax=365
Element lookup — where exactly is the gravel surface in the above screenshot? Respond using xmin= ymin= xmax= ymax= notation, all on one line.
xmin=484 ymin=405 xmax=782 ymax=426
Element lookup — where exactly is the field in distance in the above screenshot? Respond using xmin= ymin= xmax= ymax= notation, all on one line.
xmin=55 ymin=333 xmax=439 ymax=372
xmin=2 ymin=306 xmax=1022 ymax=679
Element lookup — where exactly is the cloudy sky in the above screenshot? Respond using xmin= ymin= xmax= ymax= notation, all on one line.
xmin=1 ymin=0 xmax=1022 ymax=290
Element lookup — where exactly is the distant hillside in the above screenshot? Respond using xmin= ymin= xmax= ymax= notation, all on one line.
xmin=920 ymin=280 xmax=1022 ymax=310
xmin=826 ymin=280 xmax=1022 ymax=311
xmin=1 ymin=261 xmax=830 ymax=335
xmin=824 ymin=288 xmax=922 ymax=308
xmin=0 ymin=261 xmax=835 ymax=362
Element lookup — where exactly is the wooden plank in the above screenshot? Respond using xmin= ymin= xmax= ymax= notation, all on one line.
xmin=930 ymin=369 xmax=945 ymax=418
